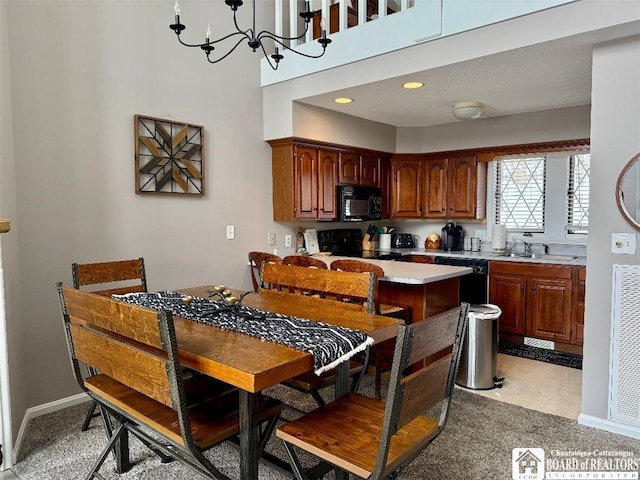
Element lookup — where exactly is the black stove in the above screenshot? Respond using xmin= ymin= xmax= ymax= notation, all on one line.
xmin=317 ymin=228 xmax=402 ymax=260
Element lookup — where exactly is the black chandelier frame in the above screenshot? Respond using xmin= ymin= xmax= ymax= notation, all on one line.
xmin=170 ymin=0 xmax=332 ymax=70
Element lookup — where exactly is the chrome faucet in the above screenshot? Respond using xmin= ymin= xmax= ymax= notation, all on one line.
xmin=521 ymin=240 xmax=532 ymax=255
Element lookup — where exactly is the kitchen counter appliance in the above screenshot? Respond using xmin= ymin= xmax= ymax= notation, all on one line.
xmin=391 ymin=233 xmax=418 ymax=248
xmin=441 ymin=221 xmax=464 ymax=252
xmin=433 ymin=256 xmax=488 ymax=305
xmin=338 ymin=186 xmax=382 ymax=222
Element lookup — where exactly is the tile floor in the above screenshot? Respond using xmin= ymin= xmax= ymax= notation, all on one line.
xmin=458 ymin=352 xmax=583 ymax=419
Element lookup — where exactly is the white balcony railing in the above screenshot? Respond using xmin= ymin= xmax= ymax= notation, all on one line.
xmin=261 ymin=0 xmax=577 ymax=86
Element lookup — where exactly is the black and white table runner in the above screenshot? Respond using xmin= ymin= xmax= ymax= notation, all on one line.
xmin=114 ymin=291 xmax=374 ymax=375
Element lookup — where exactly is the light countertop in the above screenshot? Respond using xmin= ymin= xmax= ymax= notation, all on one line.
xmin=314 ymin=255 xmax=472 ymax=285
xmin=406 ymin=248 xmax=587 ymax=266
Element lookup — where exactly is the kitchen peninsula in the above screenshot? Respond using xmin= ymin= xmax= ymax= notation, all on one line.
xmin=315 ymin=255 xmax=471 ymax=323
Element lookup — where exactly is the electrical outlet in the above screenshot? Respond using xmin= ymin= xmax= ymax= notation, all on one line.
xmin=475 ymin=230 xmax=486 ymax=241
xmin=268 ymin=232 xmax=276 ymax=245
xmin=226 ymin=225 xmax=235 ymax=240
xmin=285 ymin=235 xmax=292 ymax=247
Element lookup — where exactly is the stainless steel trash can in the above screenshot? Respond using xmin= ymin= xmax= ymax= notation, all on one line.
xmin=456 ymin=304 xmax=502 ymax=390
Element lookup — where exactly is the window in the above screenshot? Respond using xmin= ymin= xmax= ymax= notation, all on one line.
xmin=494 ymin=156 xmax=546 ymax=232
xmin=491 ymin=151 xmax=590 ymax=240
xmin=566 ymin=153 xmax=590 ymax=234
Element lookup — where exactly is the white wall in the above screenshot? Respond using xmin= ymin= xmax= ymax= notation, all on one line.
xmin=0 ymin=0 xmax=25 ymax=458
xmin=398 ymin=105 xmax=591 ymax=152
xmin=4 ymin=0 xmax=297 ymax=411
xmin=581 ymin=36 xmax=640 ymax=422
xmin=292 ymin=102 xmax=396 ymax=151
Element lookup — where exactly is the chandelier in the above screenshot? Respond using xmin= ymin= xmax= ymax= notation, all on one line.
xmin=170 ymin=0 xmax=332 ymax=70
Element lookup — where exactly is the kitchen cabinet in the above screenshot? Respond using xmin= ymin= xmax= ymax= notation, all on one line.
xmin=423 ymin=158 xmax=447 ymax=217
xmin=379 ymin=156 xmax=391 ymax=219
xmin=270 ymin=140 xmax=338 ymax=221
xmin=269 ymin=138 xmax=391 ymax=221
xmin=390 ymin=154 xmax=485 ymax=219
xmin=572 ymin=266 xmax=586 ymax=345
xmin=338 ymin=152 xmax=379 ymax=186
xmin=390 ymin=157 xmax=423 ymax=218
xmin=396 ymin=255 xmax=435 ymax=264
xmin=447 ymin=156 xmax=478 ymax=218
xmin=489 ymin=273 xmax=527 ymax=335
xmin=360 ymin=155 xmax=379 ymax=186
xmin=489 ymin=261 xmax=574 ymax=343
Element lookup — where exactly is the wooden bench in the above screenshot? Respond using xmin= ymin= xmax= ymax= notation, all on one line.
xmin=277 ymin=304 xmax=469 ymax=480
xmin=57 ymin=284 xmax=283 ymax=479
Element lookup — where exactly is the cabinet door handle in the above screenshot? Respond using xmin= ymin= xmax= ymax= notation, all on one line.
xmin=531 ymin=286 xmax=536 ymax=291
xmin=520 ymin=286 xmax=525 ymax=291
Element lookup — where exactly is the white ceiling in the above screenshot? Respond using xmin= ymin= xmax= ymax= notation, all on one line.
xmin=295 ymin=39 xmax=595 ymax=128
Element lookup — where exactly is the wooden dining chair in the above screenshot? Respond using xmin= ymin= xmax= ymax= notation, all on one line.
xmin=248 ymin=251 xmax=283 ymax=292
xmin=261 ymin=262 xmax=374 ymax=311
xmin=72 ymin=258 xmax=148 ymax=431
xmin=282 ymin=255 xmax=328 ymax=269
xmin=261 ymin=263 xmax=375 ymax=406
xmin=330 ymin=258 xmax=409 ymax=400
xmin=277 ymin=304 xmax=469 ymax=480
xmin=57 ymin=284 xmax=283 ymax=480
xmin=72 ymin=258 xmax=147 ymax=297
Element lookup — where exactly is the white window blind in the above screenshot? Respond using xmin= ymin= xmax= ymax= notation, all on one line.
xmin=566 ymin=153 xmax=590 ymax=234
xmin=493 ymin=156 xmax=546 ymax=232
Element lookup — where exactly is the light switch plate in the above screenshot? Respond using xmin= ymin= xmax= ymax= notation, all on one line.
xmin=611 ymin=233 xmax=636 ymax=254
xmin=268 ymin=232 xmax=276 ymax=245
xmin=285 ymin=235 xmax=292 ymax=247
xmin=226 ymin=225 xmax=235 ymax=240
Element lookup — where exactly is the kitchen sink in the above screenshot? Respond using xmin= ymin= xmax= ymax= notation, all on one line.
xmin=512 ymin=253 xmax=578 ymax=261
xmin=488 ymin=252 xmax=579 ymax=261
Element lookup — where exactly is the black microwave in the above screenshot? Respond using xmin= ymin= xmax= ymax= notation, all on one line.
xmin=338 ymin=186 xmax=382 ymax=222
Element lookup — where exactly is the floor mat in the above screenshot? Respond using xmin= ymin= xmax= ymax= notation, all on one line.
xmin=499 ymin=342 xmax=583 ymax=369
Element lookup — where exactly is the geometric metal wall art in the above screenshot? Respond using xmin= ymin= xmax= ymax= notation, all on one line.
xmin=135 ymin=114 xmax=205 ymax=196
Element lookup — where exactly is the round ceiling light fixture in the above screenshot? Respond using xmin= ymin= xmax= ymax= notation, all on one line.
xmin=402 ymin=81 xmax=424 ymax=89
xmin=453 ymin=101 xmax=483 ymax=120
xmin=334 ymin=97 xmax=353 ymax=104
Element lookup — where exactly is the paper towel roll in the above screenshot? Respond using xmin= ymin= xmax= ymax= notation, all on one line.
xmin=492 ymin=224 xmax=507 ymax=251
xmin=379 ymin=233 xmax=391 ymax=250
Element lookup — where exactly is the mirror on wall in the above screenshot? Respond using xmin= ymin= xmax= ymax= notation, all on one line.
xmin=616 ymin=152 xmax=640 ymax=230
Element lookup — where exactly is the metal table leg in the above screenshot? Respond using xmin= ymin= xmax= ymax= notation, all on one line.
xmin=334 ymin=361 xmax=349 ymax=480
xmin=239 ymin=390 xmax=259 ymax=480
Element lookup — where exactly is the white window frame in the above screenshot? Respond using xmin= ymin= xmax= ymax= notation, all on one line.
xmin=486 ymin=150 xmax=589 ymax=245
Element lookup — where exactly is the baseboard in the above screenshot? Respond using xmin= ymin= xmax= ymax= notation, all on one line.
xmin=578 ymin=413 xmax=640 ymax=440
xmin=13 ymin=392 xmax=89 ymax=465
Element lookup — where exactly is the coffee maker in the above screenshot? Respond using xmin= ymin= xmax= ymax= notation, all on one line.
xmin=441 ymin=220 xmax=464 ymax=252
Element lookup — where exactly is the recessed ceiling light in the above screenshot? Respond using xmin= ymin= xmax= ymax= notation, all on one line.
xmin=334 ymin=97 xmax=353 ymax=104
xmin=402 ymin=82 xmax=424 ymax=89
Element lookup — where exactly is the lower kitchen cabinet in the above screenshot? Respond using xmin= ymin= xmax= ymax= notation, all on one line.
xmin=489 ymin=273 xmax=526 ymax=335
xmin=572 ymin=266 xmax=586 ymax=345
xmin=489 ymin=261 xmax=574 ymax=344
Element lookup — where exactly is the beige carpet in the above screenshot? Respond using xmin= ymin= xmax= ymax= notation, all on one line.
xmin=11 ymin=378 xmax=640 ymax=479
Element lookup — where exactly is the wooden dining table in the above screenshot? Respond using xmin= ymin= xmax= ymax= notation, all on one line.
xmin=157 ymin=286 xmax=402 ymax=480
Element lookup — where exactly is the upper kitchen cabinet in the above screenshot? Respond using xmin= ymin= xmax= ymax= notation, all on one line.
xmin=447 ymin=155 xmax=480 ymax=218
xmin=338 ymin=151 xmax=380 ymax=186
xmin=423 ymin=157 xmax=448 ymax=217
xmin=391 ymin=153 xmax=486 ymax=220
xmin=269 ymin=138 xmax=390 ymax=221
xmin=390 ymin=156 xmax=423 ymax=218
xmin=269 ymin=139 xmax=338 ymax=221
